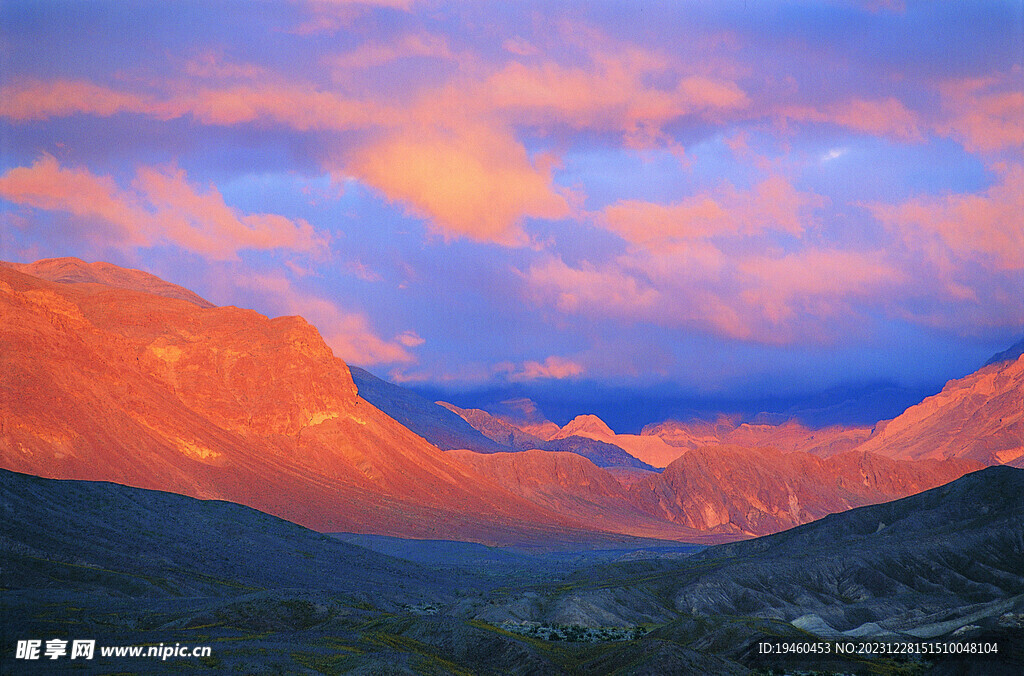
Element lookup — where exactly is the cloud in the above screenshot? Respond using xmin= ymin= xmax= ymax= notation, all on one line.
xmin=511 ymin=356 xmax=584 ymax=381
xmin=524 ymin=241 xmax=906 ymax=345
xmin=0 ymin=79 xmax=388 ymax=132
xmin=345 ymin=260 xmax=383 ymax=282
xmin=0 ymin=79 xmax=154 ymax=121
xmin=348 ymin=125 xmax=570 ymax=245
xmin=780 ymin=97 xmax=924 ymax=142
xmin=867 ymin=164 xmax=1024 ymax=271
xmin=524 ymin=256 xmax=661 ymax=318
xmin=290 ymin=0 xmax=418 ymax=35
xmin=0 ymin=155 xmax=327 ymax=261
xmin=327 ymin=33 xmax=454 ymax=73
xmin=0 ymin=26 xmax=751 ymax=248
xmin=936 ymin=74 xmax=1024 ymax=153
xmin=395 ymin=330 xmax=425 ymax=347
xmin=602 ymin=175 xmax=824 ymax=246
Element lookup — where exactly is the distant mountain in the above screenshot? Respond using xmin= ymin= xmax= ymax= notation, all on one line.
xmin=449 ymin=450 xmax=705 ymax=542
xmin=349 ymin=366 xmax=506 ymax=453
xmin=552 ymin=413 xmax=689 ymax=468
xmin=438 ymin=401 xmax=548 ymax=449
xmin=636 ymin=446 xmax=980 ymax=534
xmin=455 ymin=442 xmax=978 ymax=538
xmin=854 ymin=349 xmax=1024 ymax=465
xmin=644 ymin=416 xmax=872 ymax=458
xmin=556 ymin=413 xmax=615 ymax=439
xmin=482 ymin=396 xmax=562 ymax=439
xmin=441 ymin=402 xmax=656 ymax=469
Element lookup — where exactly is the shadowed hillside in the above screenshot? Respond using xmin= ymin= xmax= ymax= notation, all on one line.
xmin=3 ymin=467 xmax=1021 ymax=674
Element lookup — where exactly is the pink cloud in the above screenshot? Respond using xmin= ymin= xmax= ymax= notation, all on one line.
xmin=0 ymin=79 xmax=389 ymax=132
xmin=175 ymin=85 xmax=389 ymax=131
xmin=867 ymin=164 xmax=1024 ymax=271
xmin=524 ymin=240 xmax=907 ymax=345
xmin=781 ymin=97 xmax=923 ymax=142
xmin=327 ymin=33 xmax=454 ymax=73
xmin=0 ymin=155 xmax=327 ymax=261
xmin=524 ymin=256 xmax=661 ymax=318
xmin=0 ymin=79 xmax=153 ymax=121
xmin=512 ymin=356 xmax=584 ymax=381
xmin=736 ymin=249 xmax=906 ymax=331
xmin=183 ymin=52 xmax=270 ymax=81
xmin=231 ymin=272 xmax=416 ymax=365
xmin=348 ymin=125 xmax=570 ymax=245
xmin=395 ymin=330 xmax=425 ymax=347
xmin=602 ymin=175 xmax=824 ymax=246
xmin=936 ymin=74 xmax=1024 ymax=153
xmin=479 ymin=60 xmax=748 ymax=141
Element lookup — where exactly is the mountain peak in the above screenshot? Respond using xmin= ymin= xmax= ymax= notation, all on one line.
xmin=4 ymin=257 xmax=214 ymax=308
xmin=559 ymin=414 xmax=615 ymax=439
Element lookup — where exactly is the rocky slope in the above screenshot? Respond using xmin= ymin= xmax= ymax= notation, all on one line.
xmin=454 ymin=442 xmax=978 ymax=538
xmin=477 ymin=466 xmax=1024 ymax=665
xmin=449 ymin=450 xmax=708 ymax=542
xmin=0 ymin=259 xmax=604 ymax=545
xmin=644 ymin=416 xmax=872 ymax=458
xmin=853 ymin=351 xmax=1024 ymax=465
xmin=635 ymin=446 xmax=980 ymax=534
xmin=349 ymin=366 xmax=506 ymax=453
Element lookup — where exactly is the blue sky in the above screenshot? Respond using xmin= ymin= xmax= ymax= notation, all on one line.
xmin=2 ymin=0 xmax=1021 ymax=428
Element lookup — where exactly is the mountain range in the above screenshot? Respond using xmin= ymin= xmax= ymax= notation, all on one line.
xmin=4 ymin=257 xmax=1021 ymax=546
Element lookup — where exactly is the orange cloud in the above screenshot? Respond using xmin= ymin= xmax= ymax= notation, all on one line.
xmin=0 ymin=155 xmax=327 ymax=261
xmin=867 ymin=164 xmax=1024 ymax=270
xmin=602 ymin=175 xmax=824 ymax=246
xmin=349 ymin=125 xmax=570 ymax=245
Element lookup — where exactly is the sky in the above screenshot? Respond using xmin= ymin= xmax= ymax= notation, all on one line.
xmin=2 ymin=1 xmax=1022 ymax=429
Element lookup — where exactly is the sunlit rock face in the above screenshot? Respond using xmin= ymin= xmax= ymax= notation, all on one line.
xmin=0 ymin=259 xmax=590 ymax=545
xmin=634 ymin=446 xmax=980 ymax=535
xmin=854 ymin=354 xmax=1024 ymax=466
